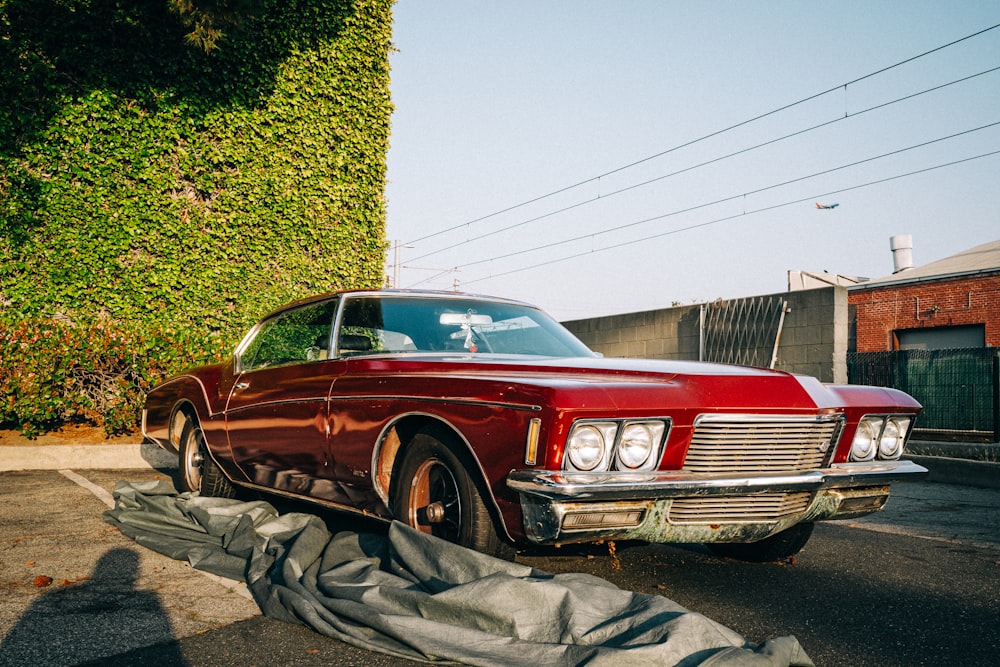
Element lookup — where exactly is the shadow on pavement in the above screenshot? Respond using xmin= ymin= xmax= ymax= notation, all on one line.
xmin=0 ymin=548 xmax=186 ymax=665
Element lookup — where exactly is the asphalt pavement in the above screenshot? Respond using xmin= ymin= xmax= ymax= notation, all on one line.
xmin=0 ymin=468 xmax=259 ymax=666
xmin=0 ymin=466 xmax=425 ymax=666
xmin=2 ymin=439 xmax=999 ymax=666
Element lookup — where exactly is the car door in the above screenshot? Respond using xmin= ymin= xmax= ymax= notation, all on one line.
xmin=224 ymin=298 xmax=342 ymax=496
xmin=323 ymin=295 xmax=422 ymax=513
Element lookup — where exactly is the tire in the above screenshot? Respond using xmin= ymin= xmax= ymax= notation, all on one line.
xmin=707 ymin=522 xmax=814 ymax=562
xmin=391 ymin=429 xmax=513 ymax=559
xmin=178 ymin=416 xmax=236 ymax=498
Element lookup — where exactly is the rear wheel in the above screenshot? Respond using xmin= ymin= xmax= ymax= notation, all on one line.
xmin=178 ymin=416 xmax=236 ymax=498
xmin=391 ymin=429 xmax=512 ymax=559
xmin=707 ymin=522 xmax=814 ymax=562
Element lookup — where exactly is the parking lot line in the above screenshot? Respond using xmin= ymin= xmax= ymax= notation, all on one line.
xmin=59 ymin=469 xmax=116 ymax=507
xmin=60 ymin=468 xmax=256 ymax=601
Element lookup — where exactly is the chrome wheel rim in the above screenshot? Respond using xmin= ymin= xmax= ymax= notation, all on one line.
xmin=407 ymin=458 xmax=461 ymax=541
xmin=182 ymin=427 xmax=205 ymax=492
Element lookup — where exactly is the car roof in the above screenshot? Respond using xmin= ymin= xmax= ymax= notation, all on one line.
xmin=264 ymin=289 xmax=537 ymax=321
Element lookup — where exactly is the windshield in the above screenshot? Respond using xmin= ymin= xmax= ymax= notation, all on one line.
xmin=336 ymin=295 xmax=595 ymax=358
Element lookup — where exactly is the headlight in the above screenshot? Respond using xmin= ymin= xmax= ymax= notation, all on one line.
xmin=566 ymin=423 xmax=616 ymax=471
xmin=878 ymin=417 xmax=910 ymax=460
xmin=851 ymin=415 xmax=914 ymax=462
xmin=851 ymin=417 xmax=881 ymax=461
xmin=565 ymin=419 xmax=669 ymax=471
xmin=616 ymin=421 xmax=667 ymax=470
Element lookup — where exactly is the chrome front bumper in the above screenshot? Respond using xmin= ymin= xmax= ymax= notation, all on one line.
xmin=506 ymin=459 xmax=928 ymax=544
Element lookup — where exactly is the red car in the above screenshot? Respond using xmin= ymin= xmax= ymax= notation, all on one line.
xmin=143 ymin=290 xmax=925 ymax=561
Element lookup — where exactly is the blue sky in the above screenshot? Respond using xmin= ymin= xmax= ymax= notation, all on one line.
xmin=385 ymin=2 xmax=1000 ymax=321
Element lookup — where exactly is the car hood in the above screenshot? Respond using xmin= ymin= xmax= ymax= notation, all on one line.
xmin=343 ymin=354 xmax=848 ymax=413
xmin=355 ymin=353 xmax=780 ymax=379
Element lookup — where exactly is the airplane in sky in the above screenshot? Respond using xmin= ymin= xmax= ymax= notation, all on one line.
xmin=815 ymin=202 xmax=840 ymax=209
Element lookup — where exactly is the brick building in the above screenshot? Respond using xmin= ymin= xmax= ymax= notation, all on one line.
xmin=848 ymin=239 xmax=1000 ymax=353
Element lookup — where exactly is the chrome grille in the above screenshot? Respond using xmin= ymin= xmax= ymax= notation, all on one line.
xmin=683 ymin=414 xmax=842 ymax=474
xmin=669 ymin=492 xmax=812 ymax=524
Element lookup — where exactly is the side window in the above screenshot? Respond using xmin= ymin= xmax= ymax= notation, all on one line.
xmin=241 ymin=300 xmax=338 ymax=372
xmin=337 ymin=297 xmax=418 ymax=356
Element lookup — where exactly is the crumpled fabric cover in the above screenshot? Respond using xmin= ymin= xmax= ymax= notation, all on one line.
xmin=103 ymin=479 xmax=814 ymax=667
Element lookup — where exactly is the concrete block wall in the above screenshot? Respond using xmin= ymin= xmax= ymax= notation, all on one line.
xmin=778 ymin=286 xmax=849 ymax=383
xmin=562 ymin=286 xmax=847 ymax=383
xmin=561 ymin=304 xmax=701 ymax=361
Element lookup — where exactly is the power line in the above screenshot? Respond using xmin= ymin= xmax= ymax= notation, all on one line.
xmin=403 ymin=22 xmax=1000 ymax=249
xmin=405 ymin=65 xmax=1000 ymax=264
xmin=433 ymin=121 xmax=1000 ymax=272
xmin=460 ymin=148 xmax=1000 ymax=286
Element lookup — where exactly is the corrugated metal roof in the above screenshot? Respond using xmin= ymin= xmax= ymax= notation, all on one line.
xmin=851 ymin=239 xmax=1000 ymax=289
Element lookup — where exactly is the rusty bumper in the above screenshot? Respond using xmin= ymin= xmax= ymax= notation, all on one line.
xmin=506 ymin=459 xmax=928 ymax=545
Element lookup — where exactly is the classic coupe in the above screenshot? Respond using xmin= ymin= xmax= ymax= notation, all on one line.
xmin=143 ymin=289 xmax=926 ymax=561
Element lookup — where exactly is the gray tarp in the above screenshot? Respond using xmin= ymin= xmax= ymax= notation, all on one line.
xmin=103 ymin=480 xmax=814 ymax=667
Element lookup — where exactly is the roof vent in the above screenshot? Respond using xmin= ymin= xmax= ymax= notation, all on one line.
xmin=890 ymin=234 xmax=913 ymax=274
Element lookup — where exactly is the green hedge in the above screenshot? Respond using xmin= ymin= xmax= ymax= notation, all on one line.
xmin=0 ymin=0 xmax=392 ymax=436
xmin=0 ymin=317 xmax=224 ymax=437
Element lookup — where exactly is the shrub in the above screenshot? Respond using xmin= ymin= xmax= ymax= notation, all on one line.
xmin=0 ymin=317 xmax=226 ymax=437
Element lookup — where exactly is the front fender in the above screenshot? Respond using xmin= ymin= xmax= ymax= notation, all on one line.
xmin=142 ymin=375 xmax=219 ymax=453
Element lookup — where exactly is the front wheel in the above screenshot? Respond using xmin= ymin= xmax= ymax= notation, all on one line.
xmin=391 ymin=430 xmax=512 ymax=559
xmin=178 ymin=416 xmax=236 ymax=498
xmin=707 ymin=522 xmax=814 ymax=562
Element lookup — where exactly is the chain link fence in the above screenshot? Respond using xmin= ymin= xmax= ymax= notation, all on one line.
xmin=847 ymin=348 xmax=1000 ymax=443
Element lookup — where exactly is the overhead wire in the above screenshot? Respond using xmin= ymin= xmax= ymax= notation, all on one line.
xmin=455 ymin=121 xmax=1000 ymax=271
xmin=405 ymin=64 xmax=1000 ymax=265
xmin=402 ymin=22 xmax=1000 ymax=250
xmin=461 ymin=148 xmax=1000 ymax=286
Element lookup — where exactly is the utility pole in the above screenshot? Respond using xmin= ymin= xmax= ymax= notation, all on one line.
xmin=389 ymin=239 xmax=456 ymax=289
xmin=389 ymin=239 xmax=413 ymax=288
xmin=393 ymin=240 xmax=402 ymax=288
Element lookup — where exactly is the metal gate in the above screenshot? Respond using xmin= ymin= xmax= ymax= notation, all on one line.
xmin=700 ymin=296 xmax=788 ymax=369
xmin=847 ymin=347 xmax=1000 ymax=442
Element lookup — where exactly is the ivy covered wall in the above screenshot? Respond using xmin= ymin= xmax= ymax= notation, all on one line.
xmin=0 ymin=0 xmax=393 ymax=434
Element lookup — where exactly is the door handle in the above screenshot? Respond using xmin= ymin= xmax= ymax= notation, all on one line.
xmin=234 ymin=381 xmax=249 ymax=390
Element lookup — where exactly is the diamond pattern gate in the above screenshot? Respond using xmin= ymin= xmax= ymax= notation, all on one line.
xmin=700 ymin=296 xmax=788 ymax=369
